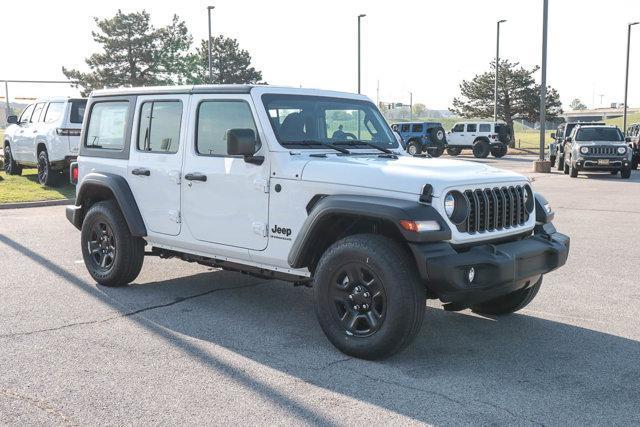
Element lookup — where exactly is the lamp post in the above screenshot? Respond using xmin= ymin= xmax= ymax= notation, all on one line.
xmin=538 ymin=0 xmax=548 ymax=163
xmin=624 ymin=21 xmax=639 ymax=136
xmin=494 ymin=19 xmax=506 ymax=123
xmin=357 ymin=14 xmax=366 ymax=94
xmin=207 ymin=6 xmax=215 ymax=83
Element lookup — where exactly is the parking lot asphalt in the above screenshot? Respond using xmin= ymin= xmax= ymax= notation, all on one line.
xmin=1 ymin=155 xmax=640 ymax=425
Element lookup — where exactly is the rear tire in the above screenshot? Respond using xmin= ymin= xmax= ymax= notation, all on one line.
xmin=556 ymin=154 xmax=564 ymax=171
xmin=3 ymin=145 xmax=22 ymax=175
xmin=472 ymin=139 xmax=490 ymax=158
xmin=81 ymin=200 xmax=145 ymax=287
xmin=490 ymin=144 xmax=508 ymax=158
xmin=37 ymin=150 xmax=61 ymax=187
xmin=472 ymin=277 xmax=542 ymax=315
xmin=621 ymin=167 xmax=631 ymax=179
xmin=446 ymin=147 xmax=461 ymax=156
xmin=550 ymin=155 xmax=556 ymax=165
xmin=427 ymin=145 xmax=444 ymax=157
xmin=406 ymin=141 xmax=422 ymax=156
xmin=313 ymin=234 xmax=426 ymax=360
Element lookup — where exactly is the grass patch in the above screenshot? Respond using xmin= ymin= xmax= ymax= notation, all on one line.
xmin=0 ymin=168 xmax=75 ymax=203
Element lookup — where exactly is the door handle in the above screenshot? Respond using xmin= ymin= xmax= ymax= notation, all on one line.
xmin=131 ymin=168 xmax=151 ymax=176
xmin=184 ymin=172 xmax=207 ymax=182
xmin=32 ymin=129 xmax=38 ymax=133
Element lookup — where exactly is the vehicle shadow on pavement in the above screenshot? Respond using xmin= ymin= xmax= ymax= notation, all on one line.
xmin=110 ymin=270 xmax=640 ymax=425
xmin=1 ymin=233 xmax=639 ymax=425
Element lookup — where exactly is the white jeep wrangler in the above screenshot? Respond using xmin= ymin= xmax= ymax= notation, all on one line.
xmin=66 ymin=85 xmax=569 ymax=359
xmin=3 ymin=97 xmax=87 ymax=186
xmin=446 ymin=121 xmax=511 ymax=158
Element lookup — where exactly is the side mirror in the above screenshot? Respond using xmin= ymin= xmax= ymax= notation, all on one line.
xmin=565 ymin=137 xmax=572 ymax=143
xmin=550 ymin=132 xmax=556 ymax=139
xmin=7 ymin=115 xmax=17 ymax=124
xmin=226 ymin=128 xmax=263 ymax=164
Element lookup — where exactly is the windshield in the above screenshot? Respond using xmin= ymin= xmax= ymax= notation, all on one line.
xmin=262 ymin=94 xmax=398 ymax=150
xmin=575 ymin=127 xmax=623 ymax=142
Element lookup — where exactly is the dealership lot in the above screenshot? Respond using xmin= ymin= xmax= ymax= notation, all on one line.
xmin=1 ymin=155 xmax=639 ymax=425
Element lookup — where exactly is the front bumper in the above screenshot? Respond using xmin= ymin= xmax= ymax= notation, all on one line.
xmin=410 ymin=223 xmax=569 ymax=307
xmin=575 ymin=156 xmax=629 ymax=171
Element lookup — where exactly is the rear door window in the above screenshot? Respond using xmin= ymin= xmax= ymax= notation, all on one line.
xmin=479 ymin=124 xmax=491 ymax=132
xmin=466 ymin=124 xmax=477 ymax=132
xmin=31 ymin=103 xmax=46 ymax=123
xmin=85 ymin=101 xmax=129 ymax=150
xmin=411 ymin=124 xmax=423 ymax=133
xmin=137 ymin=101 xmax=182 ymax=154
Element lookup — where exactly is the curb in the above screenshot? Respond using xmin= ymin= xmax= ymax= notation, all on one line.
xmin=0 ymin=198 xmax=74 ymax=210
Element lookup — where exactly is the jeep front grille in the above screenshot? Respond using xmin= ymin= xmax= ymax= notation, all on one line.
xmin=587 ymin=146 xmax=617 ymax=155
xmin=458 ymin=186 xmax=529 ymax=234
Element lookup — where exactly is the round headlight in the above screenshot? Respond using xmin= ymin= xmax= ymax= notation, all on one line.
xmin=524 ymin=185 xmax=534 ymax=213
xmin=618 ymin=146 xmax=627 ymax=154
xmin=444 ymin=193 xmax=455 ymax=217
xmin=580 ymin=146 xmax=589 ymax=154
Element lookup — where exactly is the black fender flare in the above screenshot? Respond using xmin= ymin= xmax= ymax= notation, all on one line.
xmin=70 ymin=172 xmax=147 ymax=236
xmin=287 ymin=194 xmax=451 ymax=269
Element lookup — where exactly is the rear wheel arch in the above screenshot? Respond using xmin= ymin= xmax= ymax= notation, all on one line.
xmin=75 ymin=173 xmax=147 ymax=237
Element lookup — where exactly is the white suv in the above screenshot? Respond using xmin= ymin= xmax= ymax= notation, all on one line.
xmin=66 ymin=85 xmax=569 ymax=359
xmin=446 ymin=121 xmax=511 ymax=158
xmin=3 ymin=97 xmax=87 ymax=186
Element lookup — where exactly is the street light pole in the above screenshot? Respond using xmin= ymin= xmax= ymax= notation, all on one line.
xmin=409 ymin=92 xmax=413 ymax=121
xmin=357 ymin=14 xmax=366 ymax=94
xmin=624 ymin=22 xmax=639 ymax=136
xmin=207 ymin=6 xmax=215 ymax=84
xmin=538 ymin=0 xmax=548 ymax=162
xmin=494 ymin=19 xmax=506 ymax=123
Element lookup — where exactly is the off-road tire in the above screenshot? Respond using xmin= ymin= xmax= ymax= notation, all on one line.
xmin=471 ymin=277 xmax=542 ymax=315
xmin=550 ymin=155 xmax=556 ymax=165
xmin=406 ymin=141 xmax=422 ymax=156
xmin=313 ymin=234 xmax=426 ymax=360
xmin=428 ymin=126 xmax=446 ymax=144
xmin=490 ymin=144 xmax=508 ymax=158
xmin=556 ymin=154 xmax=564 ymax=171
xmin=569 ymin=161 xmax=578 ymax=178
xmin=37 ymin=150 xmax=61 ymax=187
xmin=632 ymin=155 xmax=639 ymax=170
xmin=3 ymin=145 xmax=22 ymax=175
xmin=621 ymin=167 xmax=631 ymax=179
xmin=427 ymin=145 xmax=445 ymax=157
xmin=447 ymin=147 xmax=461 ymax=156
xmin=81 ymin=200 xmax=145 ymax=287
xmin=472 ymin=139 xmax=490 ymax=158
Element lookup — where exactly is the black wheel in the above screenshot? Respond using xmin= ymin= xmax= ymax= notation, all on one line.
xmin=428 ymin=126 xmax=446 ymax=144
xmin=490 ymin=144 xmax=508 ymax=158
xmin=563 ymin=158 xmax=570 ymax=174
xmin=472 ymin=139 xmax=490 ymax=158
xmin=632 ymin=155 xmax=639 ymax=170
xmin=427 ymin=145 xmax=445 ymax=157
xmin=556 ymin=154 xmax=564 ymax=171
xmin=472 ymin=277 xmax=542 ymax=315
xmin=3 ymin=145 xmax=22 ymax=175
xmin=447 ymin=147 xmax=461 ymax=156
xmin=81 ymin=200 xmax=145 ymax=287
xmin=550 ymin=155 xmax=556 ymax=165
xmin=313 ymin=234 xmax=426 ymax=360
xmin=406 ymin=141 xmax=422 ymax=156
xmin=569 ymin=160 xmax=578 ymax=178
xmin=37 ymin=150 xmax=61 ymax=187
xmin=621 ymin=167 xmax=631 ymax=179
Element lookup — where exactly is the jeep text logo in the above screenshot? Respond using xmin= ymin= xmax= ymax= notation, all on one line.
xmin=271 ymin=225 xmax=292 ymax=237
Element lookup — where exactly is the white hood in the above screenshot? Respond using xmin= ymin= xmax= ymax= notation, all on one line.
xmin=300 ymin=154 xmax=528 ymax=197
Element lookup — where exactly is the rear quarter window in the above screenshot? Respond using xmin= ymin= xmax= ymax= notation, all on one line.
xmin=70 ymin=100 xmax=87 ymax=124
xmin=85 ymin=101 xmax=129 ymax=150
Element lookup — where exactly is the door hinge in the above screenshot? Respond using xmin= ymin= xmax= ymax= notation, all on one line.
xmin=252 ymin=222 xmax=267 ymax=237
xmin=253 ymin=178 xmax=270 ymax=193
xmin=169 ymin=210 xmax=181 ymax=223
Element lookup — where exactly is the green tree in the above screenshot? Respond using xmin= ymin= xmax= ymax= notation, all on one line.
xmin=451 ymin=60 xmax=563 ymax=146
xmin=186 ymin=36 xmax=263 ymax=84
xmin=63 ymin=10 xmax=192 ymax=95
xmin=569 ymin=98 xmax=587 ymax=110
xmin=412 ymin=103 xmax=427 ymax=118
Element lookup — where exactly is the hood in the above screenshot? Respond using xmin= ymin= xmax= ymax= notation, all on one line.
xmin=573 ymin=141 xmax=627 ymax=146
xmin=300 ymin=154 xmax=527 ymax=197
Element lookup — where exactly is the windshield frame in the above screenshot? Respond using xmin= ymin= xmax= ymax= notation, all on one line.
xmin=575 ymin=127 xmax=624 ymax=142
xmin=261 ymin=93 xmax=399 ymax=151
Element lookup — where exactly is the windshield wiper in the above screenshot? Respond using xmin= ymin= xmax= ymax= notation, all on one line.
xmin=283 ymin=140 xmax=351 ymax=154
xmin=335 ymin=140 xmax=393 ymax=154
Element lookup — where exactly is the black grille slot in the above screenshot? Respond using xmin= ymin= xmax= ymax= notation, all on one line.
xmin=459 ymin=185 xmax=530 ymax=234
